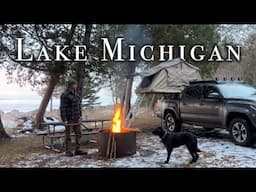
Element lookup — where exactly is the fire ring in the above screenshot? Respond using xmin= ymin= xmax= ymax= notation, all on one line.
xmin=98 ymin=128 xmax=137 ymax=158
xmin=98 ymin=103 xmax=138 ymax=158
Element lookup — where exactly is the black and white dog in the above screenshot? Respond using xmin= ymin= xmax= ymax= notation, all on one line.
xmin=152 ymin=127 xmax=201 ymax=164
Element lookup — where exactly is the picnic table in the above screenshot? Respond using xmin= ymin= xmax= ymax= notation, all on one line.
xmin=37 ymin=119 xmax=111 ymax=152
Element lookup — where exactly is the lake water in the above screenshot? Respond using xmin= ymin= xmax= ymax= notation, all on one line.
xmin=0 ymin=86 xmax=115 ymax=113
xmin=0 ymin=88 xmax=137 ymax=113
xmin=0 ymin=95 xmax=59 ymax=113
xmin=0 ymin=68 xmax=139 ymax=113
xmin=0 ymin=86 xmax=113 ymax=113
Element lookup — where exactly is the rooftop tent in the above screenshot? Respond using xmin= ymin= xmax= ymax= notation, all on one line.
xmin=136 ymin=58 xmax=202 ymax=93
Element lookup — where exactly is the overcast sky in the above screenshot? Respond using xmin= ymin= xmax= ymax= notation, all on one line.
xmin=0 ymin=70 xmax=37 ymax=97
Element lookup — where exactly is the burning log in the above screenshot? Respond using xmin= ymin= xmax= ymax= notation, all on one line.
xmin=98 ymin=104 xmax=138 ymax=158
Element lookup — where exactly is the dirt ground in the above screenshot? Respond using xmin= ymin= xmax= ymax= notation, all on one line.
xmin=1 ymin=108 xmax=256 ymax=168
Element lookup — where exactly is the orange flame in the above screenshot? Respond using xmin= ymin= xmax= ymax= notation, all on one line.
xmin=111 ymin=103 xmax=124 ymax=133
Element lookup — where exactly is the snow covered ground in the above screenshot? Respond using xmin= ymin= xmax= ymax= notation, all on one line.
xmin=11 ymin=132 xmax=256 ymax=168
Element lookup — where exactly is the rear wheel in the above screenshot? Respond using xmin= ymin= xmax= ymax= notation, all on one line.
xmin=229 ymin=118 xmax=253 ymax=146
xmin=164 ymin=112 xmax=181 ymax=132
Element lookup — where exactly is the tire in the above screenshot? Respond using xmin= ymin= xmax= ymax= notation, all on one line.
xmin=164 ymin=112 xmax=181 ymax=132
xmin=229 ymin=118 xmax=253 ymax=146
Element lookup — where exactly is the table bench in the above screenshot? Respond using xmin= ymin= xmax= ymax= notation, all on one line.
xmin=37 ymin=119 xmax=111 ymax=152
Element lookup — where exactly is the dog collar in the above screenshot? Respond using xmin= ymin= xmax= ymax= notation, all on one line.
xmin=161 ymin=131 xmax=168 ymax=140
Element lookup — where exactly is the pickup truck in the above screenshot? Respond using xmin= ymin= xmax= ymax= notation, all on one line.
xmin=154 ymin=80 xmax=256 ymax=146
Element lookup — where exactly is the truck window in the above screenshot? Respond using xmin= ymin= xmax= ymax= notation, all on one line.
xmin=184 ymin=86 xmax=201 ymax=99
xmin=203 ymin=86 xmax=221 ymax=98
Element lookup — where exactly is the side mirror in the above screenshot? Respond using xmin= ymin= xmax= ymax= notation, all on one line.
xmin=207 ymin=92 xmax=223 ymax=100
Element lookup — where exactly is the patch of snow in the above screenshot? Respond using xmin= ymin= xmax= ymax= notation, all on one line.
xmin=49 ymin=125 xmax=65 ymax=133
xmin=87 ymin=148 xmax=98 ymax=155
xmin=43 ymin=117 xmax=65 ymax=133
xmin=2 ymin=120 xmax=17 ymax=129
xmin=44 ymin=117 xmax=59 ymax=123
xmin=22 ymin=120 xmax=33 ymax=131
xmin=217 ymin=129 xmax=229 ymax=135
xmin=198 ymin=138 xmax=256 ymax=167
xmin=12 ymin=133 xmax=256 ymax=168
xmin=10 ymin=133 xmax=29 ymax=138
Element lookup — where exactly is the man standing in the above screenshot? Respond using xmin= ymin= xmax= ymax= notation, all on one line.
xmin=60 ymin=79 xmax=87 ymax=157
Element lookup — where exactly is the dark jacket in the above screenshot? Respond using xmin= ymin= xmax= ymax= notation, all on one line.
xmin=60 ymin=89 xmax=82 ymax=121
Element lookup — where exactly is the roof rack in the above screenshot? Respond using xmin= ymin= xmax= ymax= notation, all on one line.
xmin=190 ymin=80 xmax=246 ymax=85
xmin=217 ymin=80 xmax=246 ymax=84
xmin=189 ymin=80 xmax=217 ymax=85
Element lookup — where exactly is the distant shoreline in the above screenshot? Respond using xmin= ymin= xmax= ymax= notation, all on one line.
xmin=1 ymin=105 xmax=114 ymax=130
xmin=0 ymin=91 xmax=117 ymax=113
xmin=1 ymin=103 xmax=114 ymax=114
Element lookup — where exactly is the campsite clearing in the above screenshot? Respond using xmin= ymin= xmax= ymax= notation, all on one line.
xmin=1 ymin=109 xmax=256 ymax=168
xmin=2 ymin=129 xmax=256 ymax=168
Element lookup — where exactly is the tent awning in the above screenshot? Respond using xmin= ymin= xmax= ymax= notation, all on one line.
xmin=136 ymin=58 xmax=201 ymax=94
xmin=139 ymin=58 xmax=200 ymax=77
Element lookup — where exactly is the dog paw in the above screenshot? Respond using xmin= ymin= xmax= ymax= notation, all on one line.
xmin=164 ymin=161 xmax=169 ymax=164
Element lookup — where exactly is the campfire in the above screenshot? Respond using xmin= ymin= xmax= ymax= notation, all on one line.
xmin=111 ymin=103 xmax=123 ymax=133
xmin=98 ymin=103 xmax=137 ymax=158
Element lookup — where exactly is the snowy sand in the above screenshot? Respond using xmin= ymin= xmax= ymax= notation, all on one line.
xmin=11 ymin=133 xmax=256 ymax=168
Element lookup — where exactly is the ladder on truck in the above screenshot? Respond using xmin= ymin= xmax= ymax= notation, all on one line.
xmin=126 ymin=93 xmax=145 ymax=128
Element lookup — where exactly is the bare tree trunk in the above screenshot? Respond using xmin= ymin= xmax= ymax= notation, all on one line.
xmin=122 ymin=62 xmax=137 ymax=118
xmin=77 ymin=62 xmax=86 ymax=97
xmin=50 ymin=97 xmax=53 ymax=112
xmin=77 ymin=24 xmax=92 ymax=97
xmin=0 ymin=115 xmax=10 ymax=139
xmin=35 ymin=74 xmax=59 ymax=129
xmin=123 ymin=77 xmax=133 ymax=118
xmin=34 ymin=24 xmax=77 ymax=129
